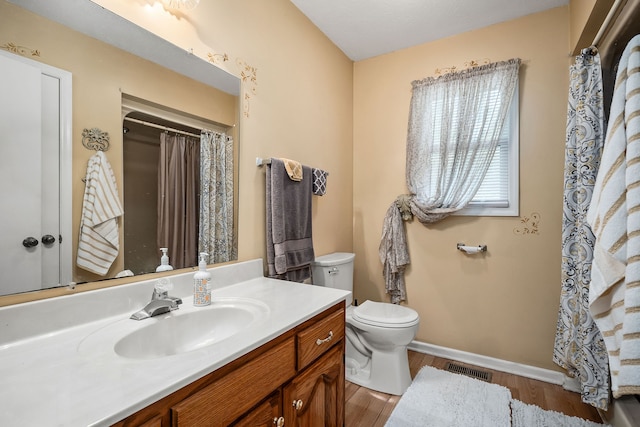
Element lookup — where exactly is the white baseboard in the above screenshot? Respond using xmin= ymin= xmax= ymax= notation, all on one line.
xmin=409 ymin=340 xmax=566 ymax=386
xmin=562 ymin=375 xmax=582 ymax=393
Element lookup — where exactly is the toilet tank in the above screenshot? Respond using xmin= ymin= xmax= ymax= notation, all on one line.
xmin=311 ymin=252 xmax=355 ymax=306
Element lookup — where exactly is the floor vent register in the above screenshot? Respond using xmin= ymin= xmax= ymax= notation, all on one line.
xmin=444 ymin=362 xmax=493 ymax=382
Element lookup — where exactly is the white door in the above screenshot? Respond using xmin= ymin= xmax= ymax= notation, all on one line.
xmin=0 ymin=51 xmax=72 ymax=295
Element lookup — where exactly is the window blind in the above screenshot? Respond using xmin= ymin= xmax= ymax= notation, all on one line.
xmin=429 ymin=91 xmax=515 ymax=209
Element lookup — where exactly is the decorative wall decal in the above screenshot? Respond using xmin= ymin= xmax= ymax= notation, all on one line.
xmin=207 ymin=52 xmax=229 ymax=65
xmin=435 ymin=58 xmax=491 ymax=75
xmin=514 ymin=212 xmax=540 ymax=235
xmin=1 ymin=42 xmax=40 ymax=57
xmin=435 ymin=65 xmax=457 ymax=75
xmin=236 ymin=58 xmax=257 ymax=118
xmin=206 ymin=52 xmax=257 ymax=118
xmin=464 ymin=59 xmax=491 ymax=68
xmin=82 ymin=128 xmax=110 ymax=152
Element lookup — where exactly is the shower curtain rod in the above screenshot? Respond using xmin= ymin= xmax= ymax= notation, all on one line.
xmin=591 ymin=0 xmax=625 ymax=48
xmin=124 ymin=116 xmax=204 ymax=138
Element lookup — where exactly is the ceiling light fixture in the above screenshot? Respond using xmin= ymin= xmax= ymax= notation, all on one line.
xmin=165 ymin=0 xmax=200 ymax=10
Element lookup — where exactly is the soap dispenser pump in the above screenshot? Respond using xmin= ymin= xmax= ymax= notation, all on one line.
xmin=155 ymin=248 xmax=174 ymax=272
xmin=193 ymin=252 xmax=212 ymax=307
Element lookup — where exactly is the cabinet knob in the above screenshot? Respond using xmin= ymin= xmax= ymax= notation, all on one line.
xmin=316 ymin=330 xmax=334 ymax=346
xmin=273 ymin=416 xmax=285 ymax=426
xmin=292 ymin=399 xmax=304 ymax=411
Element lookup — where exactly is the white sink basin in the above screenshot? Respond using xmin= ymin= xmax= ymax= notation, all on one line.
xmin=78 ymin=297 xmax=270 ymax=360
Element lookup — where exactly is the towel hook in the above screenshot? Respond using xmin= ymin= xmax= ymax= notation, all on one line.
xmin=82 ymin=127 xmax=110 ymax=152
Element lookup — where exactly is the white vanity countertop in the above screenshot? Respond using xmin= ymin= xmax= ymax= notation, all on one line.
xmin=0 ymin=261 xmax=349 ymax=427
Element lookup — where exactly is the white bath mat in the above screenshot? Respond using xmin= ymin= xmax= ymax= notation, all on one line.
xmin=385 ymin=365 xmax=610 ymax=427
xmin=511 ymin=399 xmax=609 ymax=427
xmin=385 ymin=365 xmax=512 ymax=426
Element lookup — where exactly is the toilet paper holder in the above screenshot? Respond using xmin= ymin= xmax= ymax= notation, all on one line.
xmin=457 ymin=243 xmax=488 ymax=253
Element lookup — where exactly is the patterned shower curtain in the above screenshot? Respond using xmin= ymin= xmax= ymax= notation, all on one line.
xmin=199 ymin=130 xmax=235 ymax=264
xmin=553 ymin=51 xmax=609 ymax=410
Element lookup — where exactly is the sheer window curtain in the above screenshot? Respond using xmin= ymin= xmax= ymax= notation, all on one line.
xmin=379 ymin=59 xmax=520 ymax=303
xmin=199 ymin=130 xmax=235 ymax=264
xmin=552 ymin=51 xmax=609 ymax=410
xmin=157 ymin=133 xmax=200 ymax=269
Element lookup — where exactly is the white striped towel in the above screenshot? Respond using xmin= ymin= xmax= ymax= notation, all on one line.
xmin=76 ymin=151 xmax=124 ymax=276
xmin=587 ymin=34 xmax=640 ymax=398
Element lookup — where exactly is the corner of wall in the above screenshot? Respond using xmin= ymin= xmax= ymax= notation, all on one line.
xmin=569 ymin=0 xmax=616 ymax=55
xmin=607 ymin=396 xmax=640 ymax=427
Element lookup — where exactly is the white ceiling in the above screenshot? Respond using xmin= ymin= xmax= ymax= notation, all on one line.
xmin=290 ymin=0 xmax=569 ymax=61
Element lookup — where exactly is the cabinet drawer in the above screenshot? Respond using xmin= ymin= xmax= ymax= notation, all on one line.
xmin=172 ymin=338 xmax=295 ymax=426
xmin=297 ymin=308 xmax=344 ymax=369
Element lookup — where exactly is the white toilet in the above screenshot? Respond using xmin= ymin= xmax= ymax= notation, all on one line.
xmin=311 ymin=252 xmax=419 ymax=395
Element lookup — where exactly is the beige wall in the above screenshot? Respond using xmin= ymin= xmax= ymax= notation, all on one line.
xmin=569 ymin=0 xmax=615 ymax=54
xmin=353 ymin=7 xmax=571 ymax=371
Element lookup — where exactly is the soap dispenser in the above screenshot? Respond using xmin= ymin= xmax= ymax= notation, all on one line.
xmin=155 ymin=248 xmax=174 ymax=272
xmin=193 ymin=252 xmax=212 ymax=307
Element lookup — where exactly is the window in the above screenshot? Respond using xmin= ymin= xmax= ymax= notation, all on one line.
xmin=407 ymin=60 xmax=520 ymax=219
xmin=436 ymin=84 xmax=519 ymax=217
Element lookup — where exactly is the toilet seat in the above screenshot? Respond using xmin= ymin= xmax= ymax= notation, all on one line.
xmin=352 ymin=300 xmax=419 ymax=328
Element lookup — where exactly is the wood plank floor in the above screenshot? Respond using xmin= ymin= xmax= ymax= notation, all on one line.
xmin=345 ymin=350 xmax=605 ymax=426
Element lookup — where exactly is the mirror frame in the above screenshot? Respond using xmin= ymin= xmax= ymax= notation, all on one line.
xmin=0 ymin=0 xmax=241 ymax=307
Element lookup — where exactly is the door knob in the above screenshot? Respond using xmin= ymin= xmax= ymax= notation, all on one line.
xmin=292 ymin=399 xmax=304 ymax=411
xmin=273 ymin=417 xmax=285 ymax=426
xmin=42 ymin=234 xmax=56 ymax=245
xmin=22 ymin=237 xmax=39 ymax=248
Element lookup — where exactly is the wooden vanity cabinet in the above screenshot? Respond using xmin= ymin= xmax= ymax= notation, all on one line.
xmin=172 ymin=338 xmax=296 ymax=425
xmin=231 ymin=391 xmax=281 ymax=427
xmin=283 ymin=345 xmax=344 ymax=427
xmin=112 ymin=301 xmax=345 ymax=427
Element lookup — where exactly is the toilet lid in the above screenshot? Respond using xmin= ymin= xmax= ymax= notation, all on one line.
xmin=352 ymin=300 xmax=419 ymax=327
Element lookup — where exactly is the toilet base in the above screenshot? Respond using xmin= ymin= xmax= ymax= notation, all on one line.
xmin=345 ymin=347 xmax=412 ymax=396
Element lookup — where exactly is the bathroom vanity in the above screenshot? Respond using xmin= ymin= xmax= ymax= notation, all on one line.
xmin=0 ymin=259 xmax=349 ymax=426
xmin=116 ymin=303 xmax=345 ymax=426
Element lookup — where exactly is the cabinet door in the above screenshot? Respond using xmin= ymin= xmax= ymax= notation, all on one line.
xmin=283 ymin=344 xmax=344 ymax=427
xmin=172 ymin=338 xmax=296 ymax=426
xmin=232 ymin=392 xmax=282 ymax=427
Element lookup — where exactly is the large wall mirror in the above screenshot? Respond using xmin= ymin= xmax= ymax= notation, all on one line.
xmin=0 ymin=0 xmax=241 ymax=300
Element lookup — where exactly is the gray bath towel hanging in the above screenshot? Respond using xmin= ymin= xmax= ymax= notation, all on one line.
xmin=266 ymin=158 xmax=315 ymax=282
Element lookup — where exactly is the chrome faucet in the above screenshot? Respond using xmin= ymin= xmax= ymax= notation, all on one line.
xmin=130 ymin=283 xmax=182 ymax=320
